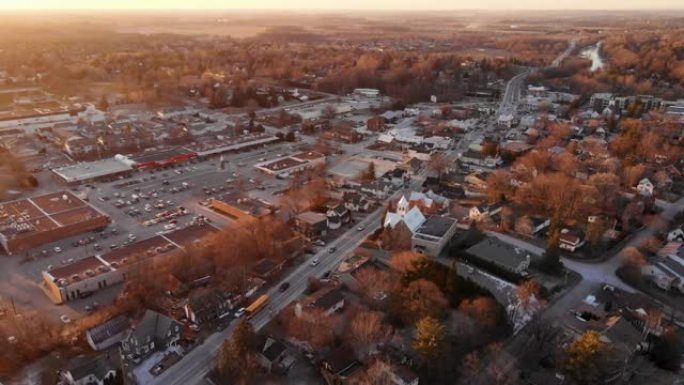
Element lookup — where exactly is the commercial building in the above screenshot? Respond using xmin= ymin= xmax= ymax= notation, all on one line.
xmin=186 ymin=133 xmax=280 ymax=157
xmin=0 ymin=191 xmax=110 ymax=254
xmin=42 ymin=223 xmax=219 ymax=304
xmin=254 ymin=151 xmax=326 ymax=176
xmin=209 ymin=194 xmax=277 ymax=221
xmin=130 ymin=147 xmax=198 ymax=169
xmin=412 ymin=216 xmax=458 ymax=257
xmin=52 ymin=155 xmax=135 ymax=185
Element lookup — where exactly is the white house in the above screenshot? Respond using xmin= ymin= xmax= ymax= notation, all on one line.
xmin=468 ymin=202 xmax=503 ymax=222
xmin=559 ymin=228 xmax=585 ymax=252
xmin=642 ymin=257 xmax=684 ymax=293
xmin=667 ymin=228 xmax=684 ymax=242
xmin=636 ymin=178 xmax=655 ymax=197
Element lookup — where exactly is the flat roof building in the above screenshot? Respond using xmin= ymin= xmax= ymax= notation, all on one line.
xmin=254 ymin=151 xmax=325 ymax=175
xmin=412 ymin=215 xmax=458 ymax=257
xmin=0 ymin=191 xmax=110 ymax=254
xmin=42 ymin=223 xmax=219 ymax=304
xmin=209 ymin=194 xmax=277 ymax=221
xmin=52 ymin=155 xmax=135 ymax=185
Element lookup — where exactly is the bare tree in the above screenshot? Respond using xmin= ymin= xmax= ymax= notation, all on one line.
xmin=350 ymin=310 xmax=392 ymax=358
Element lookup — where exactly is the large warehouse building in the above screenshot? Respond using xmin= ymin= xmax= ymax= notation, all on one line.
xmin=0 ymin=191 xmax=110 ymax=254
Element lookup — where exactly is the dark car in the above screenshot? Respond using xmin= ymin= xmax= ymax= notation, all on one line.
xmin=278 ymin=282 xmax=290 ymax=292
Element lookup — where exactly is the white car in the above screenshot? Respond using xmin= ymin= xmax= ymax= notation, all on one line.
xmin=163 ymin=224 xmax=177 ymax=231
xmin=234 ymin=308 xmax=246 ymax=318
xmin=53 ymin=246 xmax=62 ymax=253
xmin=310 ymin=258 xmax=320 ymax=266
xmin=357 ymin=225 xmax=365 ymax=231
xmin=60 ymin=315 xmax=71 ymax=324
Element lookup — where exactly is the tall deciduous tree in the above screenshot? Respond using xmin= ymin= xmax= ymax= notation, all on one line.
xmin=562 ymin=330 xmax=611 ymax=385
xmin=413 ymin=316 xmax=446 ymax=361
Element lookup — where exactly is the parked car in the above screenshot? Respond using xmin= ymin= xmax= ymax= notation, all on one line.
xmin=278 ymin=282 xmax=290 ymax=292
xmin=310 ymin=258 xmax=320 ymax=266
xmin=234 ymin=308 xmax=247 ymax=318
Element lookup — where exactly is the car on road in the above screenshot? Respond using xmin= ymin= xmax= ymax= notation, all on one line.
xmin=53 ymin=246 xmax=62 ymax=253
xmin=310 ymin=258 xmax=320 ymax=266
xmin=357 ymin=225 xmax=365 ymax=231
xmin=314 ymin=240 xmax=326 ymax=246
xmin=60 ymin=315 xmax=71 ymax=324
xmin=278 ymin=282 xmax=290 ymax=292
xmin=328 ymin=247 xmax=336 ymax=253
xmin=234 ymin=307 xmax=247 ymax=318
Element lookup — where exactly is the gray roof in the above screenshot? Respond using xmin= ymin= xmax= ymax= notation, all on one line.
xmin=86 ymin=315 xmax=129 ymax=346
xmin=127 ymin=310 xmax=182 ymax=344
xmin=259 ymin=336 xmax=288 ymax=361
xmin=415 ymin=216 xmax=456 ymax=238
xmin=66 ymin=354 xmax=116 ymax=382
xmin=312 ymin=288 xmax=345 ymax=310
xmin=467 ymin=237 xmax=534 ymax=272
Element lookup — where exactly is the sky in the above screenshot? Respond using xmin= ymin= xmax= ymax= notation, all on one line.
xmin=1 ymin=0 xmax=683 ymax=10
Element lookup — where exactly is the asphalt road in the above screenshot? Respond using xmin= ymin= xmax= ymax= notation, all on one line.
xmin=149 ymin=177 xmax=424 ymax=385
xmin=467 ymin=195 xmax=684 ymax=384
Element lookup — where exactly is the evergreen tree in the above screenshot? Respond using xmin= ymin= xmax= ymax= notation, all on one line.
xmin=539 ymin=230 xmax=563 ymax=275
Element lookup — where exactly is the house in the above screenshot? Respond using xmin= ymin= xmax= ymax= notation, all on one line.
xmin=295 ymin=211 xmax=328 ymax=238
xmin=327 ymin=203 xmax=351 ymax=230
xmin=86 ymin=315 xmax=130 ymax=351
xmin=642 ymin=254 xmax=684 ymax=293
xmin=251 ymin=258 xmax=286 ymax=280
xmin=383 ymin=168 xmax=409 ymax=187
xmin=467 ymin=237 xmax=534 ymax=274
xmin=516 ymin=216 xmax=551 ymax=236
xmin=255 ymin=336 xmax=295 ymax=373
xmin=403 ymin=191 xmax=450 ymax=214
xmin=459 ymin=149 xmax=502 ymax=169
xmin=120 ymin=310 xmax=182 ymax=364
xmin=320 ymin=347 xmax=364 ymax=385
xmin=184 ymin=289 xmax=234 ymax=325
xmin=360 ymin=180 xmax=393 ymax=199
xmin=343 ymin=191 xmax=370 ymax=212
xmin=636 ymin=178 xmax=655 ymax=197
xmin=295 ymin=285 xmax=346 ymax=319
xmin=667 ymin=227 xmax=684 ymax=242
xmin=464 ymin=171 xmax=489 ymax=189
xmin=59 ymin=354 xmax=119 ymax=385
xmin=388 ymin=364 xmax=420 ymax=385
xmin=468 ymin=202 xmax=503 ymax=221
xmin=367 ymin=116 xmax=386 ymax=131
xmin=559 ymin=228 xmax=585 ymax=252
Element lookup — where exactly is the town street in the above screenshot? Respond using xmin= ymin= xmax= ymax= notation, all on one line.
xmin=149 ymin=178 xmax=425 ymax=385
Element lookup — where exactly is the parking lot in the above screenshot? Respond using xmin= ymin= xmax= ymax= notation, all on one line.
xmin=0 ymin=140 xmax=308 ymax=323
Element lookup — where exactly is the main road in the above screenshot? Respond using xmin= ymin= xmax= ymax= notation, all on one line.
xmin=149 ymin=178 xmax=424 ymax=385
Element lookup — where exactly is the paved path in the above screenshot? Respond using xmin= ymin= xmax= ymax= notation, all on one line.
xmin=149 ymin=179 xmax=425 ymax=385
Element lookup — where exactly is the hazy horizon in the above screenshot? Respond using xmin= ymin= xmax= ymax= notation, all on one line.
xmin=2 ymin=0 xmax=684 ymax=11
